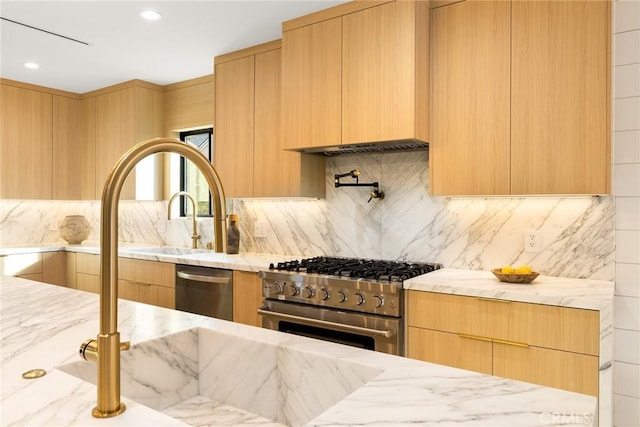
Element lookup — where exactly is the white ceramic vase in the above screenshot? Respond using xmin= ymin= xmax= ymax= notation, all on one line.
xmin=58 ymin=215 xmax=91 ymax=244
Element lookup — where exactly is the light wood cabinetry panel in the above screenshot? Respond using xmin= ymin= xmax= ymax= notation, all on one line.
xmin=430 ymin=0 xmax=610 ymax=195
xmin=406 ymin=290 xmax=599 ymax=396
xmin=282 ymin=0 xmax=428 ymax=150
xmin=407 ymin=327 xmax=492 ymax=374
xmin=118 ymin=257 xmax=175 ymax=288
xmin=80 ymin=97 xmax=97 ymax=199
xmin=214 ymin=55 xmax=255 ymax=198
xmin=0 ymin=84 xmax=53 ymax=199
xmin=42 ymin=252 xmax=69 ymax=286
xmin=232 ymin=270 xmax=263 ymax=327
xmin=510 ymin=0 xmax=610 ymax=194
xmin=215 ymin=41 xmax=324 ymax=198
xmin=493 ymin=342 xmax=599 ymax=397
xmin=281 ymin=17 xmax=342 ymax=149
xmin=76 ymin=253 xmax=100 ymax=275
xmin=76 ymin=272 xmax=100 ymax=294
xmin=52 ymin=95 xmax=82 ymax=200
xmin=90 ymin=81 xmax=164 ymax=200
xmin=430 ymin=0 xmax=510 ymax=195
xmin=342 ymin=0 xmax=428 ymax=144
xmin=164 ymin=75 xmax=214 ymax=134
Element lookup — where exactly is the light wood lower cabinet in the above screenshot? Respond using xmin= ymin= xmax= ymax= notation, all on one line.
xmin=406 ymin=290 xmax=599 ymax=396
xmin=74 ymin=253 xmax=175 ymax=308
xmin=232 ymin=271 xmax=263 ymax=327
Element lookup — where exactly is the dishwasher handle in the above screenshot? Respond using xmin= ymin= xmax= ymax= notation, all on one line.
xmin=177 ymin=271 xmax=231 ymax=284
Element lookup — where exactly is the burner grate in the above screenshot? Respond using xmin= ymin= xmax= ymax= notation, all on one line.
xmin=269 ymin=257 xmax=441 ymax=282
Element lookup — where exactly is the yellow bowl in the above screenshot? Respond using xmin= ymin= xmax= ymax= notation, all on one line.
xmin=491 ymin=268 xmax=540 ymax=284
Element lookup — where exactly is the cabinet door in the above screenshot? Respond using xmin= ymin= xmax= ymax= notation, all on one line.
xmin=80 ymin=97 xmax=97 ymax=199
xmin=232 ymin=271 xmax=263 ymax=327
xmin=0 ymin=85 xmax=53 ymax=199
xmin=214 ymin=56 xmax=255 ymax=197
xmin=76 ymin=272 xmax=100 ymax=294
xmin=343 ymin=0 xmax=427 ymax=143
xmin=407 ymin=327 xmax=492 ymax=375
xmin=95 ymin=89 xmax=136 ymax=199
xmin=430 ymin=0 xmax=510 ymax=195
xmin=42 ymin=252 xmax=68 ymax=286
xmin=511 ymin=0 xmax=610 ymax=194
xmin=254 ymin=48 xmax=283 ymax=197
xmin=493 ymin=342 xmax=599 ymax=397
xmin=52 ymin=95 xmax=82 ymax=200
xmin=282 ymin=17 xmax=342 ymax=149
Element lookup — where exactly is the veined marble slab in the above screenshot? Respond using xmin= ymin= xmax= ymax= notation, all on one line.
xmin=1 ymin=276 xmax=596 ymax=426
xmin=404 ymin=268 xmax=614 ymax=427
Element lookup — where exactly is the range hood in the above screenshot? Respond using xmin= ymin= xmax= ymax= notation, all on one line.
xmin=288 ymin=139 xmax=429 ymax=157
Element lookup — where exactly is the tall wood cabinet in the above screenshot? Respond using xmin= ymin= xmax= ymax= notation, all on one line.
xmin=281 ymin=0 xmax=429 ymax=150
xmin=430 ymin=0 xmax=610 ymax=195
xmin=214 ymin=40 xmax=324 ymax=198
xmin=232 ymin=271 xmax=263 ymax=327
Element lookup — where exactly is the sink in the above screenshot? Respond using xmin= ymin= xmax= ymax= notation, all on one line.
xmin=57 ymin=328 xmax=382 ymax=426
xmin=123 ymin=247 xmax=210 ymax=256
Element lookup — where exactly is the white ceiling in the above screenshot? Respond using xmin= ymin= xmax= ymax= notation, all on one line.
xmin=0 ymin=0 xmax=348 ymax=94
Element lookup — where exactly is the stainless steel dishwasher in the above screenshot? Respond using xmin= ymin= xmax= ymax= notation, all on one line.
xmin=175 ymin=265 xmax=233 ymax=320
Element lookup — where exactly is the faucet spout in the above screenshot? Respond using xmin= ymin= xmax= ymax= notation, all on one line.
xmin=83 ymin=138 xmax=227 ymax=418
xmin=168 ymin=191 xmax=201 ymax=249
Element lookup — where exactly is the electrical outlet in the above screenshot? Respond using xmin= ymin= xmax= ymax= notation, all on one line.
xmin=524 ymin=229 xmax=541 ymax=253
xmin=254 ymin=221 xmax=268 ymax=238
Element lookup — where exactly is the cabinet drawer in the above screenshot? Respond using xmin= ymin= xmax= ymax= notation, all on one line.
xmin=493 ymin=342 xmax=599 ymax=397
xmin=407 ymin=291 xmax=599 ymax=355
xmin=76 ymin=253 xmax=100 ymax=275
xmin=407 ymin=327 xmax=492 ymax=375
xmin=118 ymin=258 xmax=175 ymax=288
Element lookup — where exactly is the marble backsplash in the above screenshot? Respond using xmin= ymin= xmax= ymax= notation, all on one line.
xmin=0 ymin=151 xmax=615 ymax=280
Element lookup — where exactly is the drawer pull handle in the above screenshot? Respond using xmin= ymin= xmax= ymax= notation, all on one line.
xmin=458 ymin=334 xmax=529 ymax=348
xmin=458 ymin=333 xmax=493 ymax=343
xmin=492 ymin=338 xmax=529 ymax=348
xmin=475 ymin=297 xmax=512 ymax=304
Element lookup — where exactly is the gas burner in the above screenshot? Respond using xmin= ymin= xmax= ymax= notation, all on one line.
xmin=268 ymin=256 xmax=442 ymax=282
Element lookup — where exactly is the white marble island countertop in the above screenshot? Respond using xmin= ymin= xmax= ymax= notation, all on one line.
xmin=1 ymin=275 xmax=597 ymax=427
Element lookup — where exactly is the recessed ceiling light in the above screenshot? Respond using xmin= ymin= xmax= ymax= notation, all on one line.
xmin=140 ymin=10 xmax=162 ymax=20
xmin=24 ymin=62 xmax=39 ymax=69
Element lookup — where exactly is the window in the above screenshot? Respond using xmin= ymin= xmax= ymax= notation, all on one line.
xmin=179 ymin=128 xmax=213 ymax=216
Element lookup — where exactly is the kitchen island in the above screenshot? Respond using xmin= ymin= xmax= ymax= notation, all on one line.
xmin=1 ymin=274 xmax=598 ymax=427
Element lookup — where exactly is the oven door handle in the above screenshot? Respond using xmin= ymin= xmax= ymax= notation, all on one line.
xmin=257 ymin=308 xmax=396 ymax=338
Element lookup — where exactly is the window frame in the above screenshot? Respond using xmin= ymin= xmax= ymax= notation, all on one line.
xmin=179 ymin=128 xmax=213 ymax=217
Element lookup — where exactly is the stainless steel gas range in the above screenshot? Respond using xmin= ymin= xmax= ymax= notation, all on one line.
xmin=258 ymin=257 xmax=442 ymax=356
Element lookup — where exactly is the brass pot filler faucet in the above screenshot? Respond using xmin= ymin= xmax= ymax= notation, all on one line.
xmin=79 ymin=138 xmax=227 ymax=418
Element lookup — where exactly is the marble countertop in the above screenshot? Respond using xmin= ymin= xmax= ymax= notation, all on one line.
xmin=1 ymin=275 xmax=597 ymax=427
xmin=0 ymin=243 xmax=299 ymax=273
xmin=404 ymin=268 xmax=614 ymax=311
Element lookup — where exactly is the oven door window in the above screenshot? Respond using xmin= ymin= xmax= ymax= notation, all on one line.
xmin=278 ymin=321 xmax=375 ymax=351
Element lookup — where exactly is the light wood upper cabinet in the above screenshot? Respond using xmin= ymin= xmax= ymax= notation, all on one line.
xmin=342 ymin=0 xmax=428 ymax=144
xmin=0 ymin=83 xmax=53 ymax=199
xmin=215 ymin=54 xmax=255 ymax=197
xmin=510 ymin=0 xmax=610 ymax=194
xmin=164 ymin=75 xmax=215 ymax=135
xmin=88 ymin=82 xmax=164 ymax=200
xmin=282 ymin=0 xmax=428 ymax=150
xmin=430 ymin=0 xmax=510 ymax=195
xmin=53 ymin=95 xmax=83 ymax=200
xmin=215 ymin=40 xmax=325 ymax=198
xmin=281 ymin=17 xmax=342 ymax=149
xmin=430 ymin=0 xmax=610 ymax=195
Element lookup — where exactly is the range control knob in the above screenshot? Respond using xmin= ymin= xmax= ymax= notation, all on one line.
xmin=319 ymin=288 xmax=331 ymax=300
xmin=355 ymin=292 xmax=365 ymax=305
xmin=302 ymin=286 xmax=315 ymax=298
xmin=273 ymin=282 xmax=284 ymax=294
xmin=289 ymin=284 xmax=299 ymax=296
xmin=373 ymin=295 xmax=384 ymax=308
xmin=337 ymin=290 xmax=348 ymax=303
